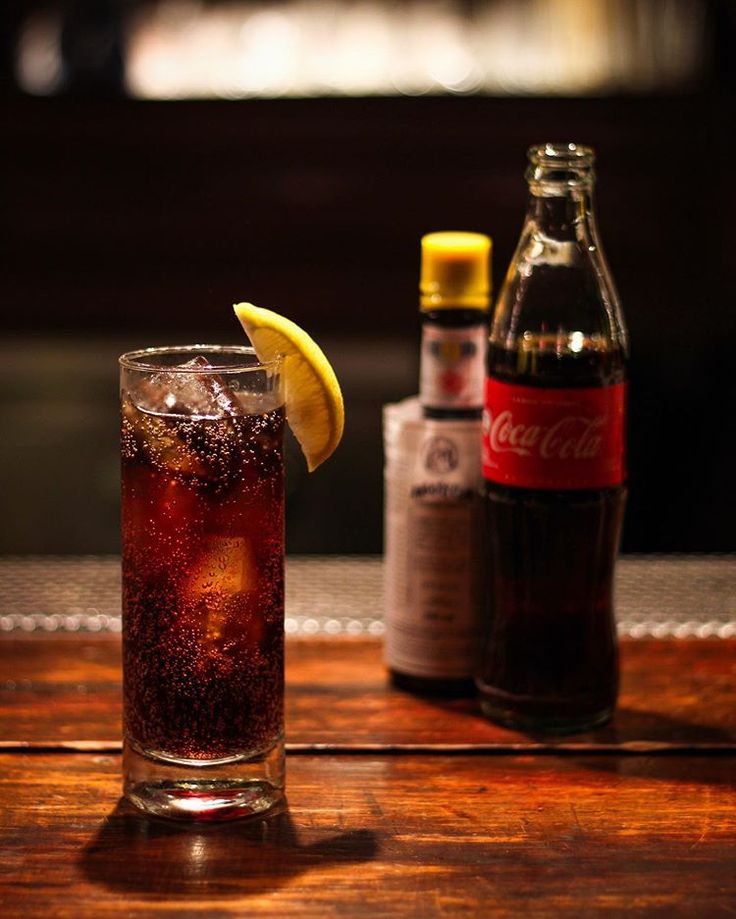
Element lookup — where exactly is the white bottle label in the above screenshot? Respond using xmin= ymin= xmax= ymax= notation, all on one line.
xmin=383 ymin=400 xmax=483 ymax=679
xmin=419 ymin=323 xmax=487 ymax=410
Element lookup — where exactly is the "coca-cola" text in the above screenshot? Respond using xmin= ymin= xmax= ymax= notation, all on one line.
xmin=482 ymin=378 xmax=626 ymax=489
xmin=483 ymin=409 xmax=604 ymax=461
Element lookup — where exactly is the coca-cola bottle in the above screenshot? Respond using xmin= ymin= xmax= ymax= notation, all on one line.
xmin=477 ymin=143 xmax=627 ymax=733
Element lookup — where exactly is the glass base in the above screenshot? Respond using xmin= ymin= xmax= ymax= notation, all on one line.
xmin=477 ymin=685 xmax=614 ymax=735
xmin=123 ymin=737 xmax=285 ymax=822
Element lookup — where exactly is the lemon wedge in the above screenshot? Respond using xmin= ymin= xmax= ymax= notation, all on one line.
xmin=234 ymin=302 xmax=344 ymax=472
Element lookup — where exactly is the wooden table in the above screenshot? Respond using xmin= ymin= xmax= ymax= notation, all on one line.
xmin=1 ymin=632 xmax=735 ymax=917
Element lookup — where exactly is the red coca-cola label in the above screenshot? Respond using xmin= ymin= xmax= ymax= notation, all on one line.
xmin=482 ymin=378 xmax=626 ymax=489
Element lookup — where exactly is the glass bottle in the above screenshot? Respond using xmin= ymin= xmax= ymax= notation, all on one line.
xmin=477 ymin=144 xmax=628 ymax=733
xmin=387 ymin=232 xmax=491 ymax=696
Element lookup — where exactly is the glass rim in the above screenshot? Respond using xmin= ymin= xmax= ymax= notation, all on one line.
xmin=527 ymin=142 xmax=595 ymax=166
xmin=118 ymin=344 xmax=282 ymax=374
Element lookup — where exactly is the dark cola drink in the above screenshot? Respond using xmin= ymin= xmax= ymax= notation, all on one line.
xmin=120 ymin=346 xmax=285 ymax=819
xmin=477 ymin=144 xmax=628 ymax=734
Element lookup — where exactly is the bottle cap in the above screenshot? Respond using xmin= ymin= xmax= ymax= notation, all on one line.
xmin=420 ymin=231 xmax=492 ymax=311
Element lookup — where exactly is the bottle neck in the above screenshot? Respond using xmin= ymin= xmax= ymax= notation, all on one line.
xmin=525 ymin=187 xmax=595 ymax=242
xmin=419 ymin=310 xmax=487 ymax=417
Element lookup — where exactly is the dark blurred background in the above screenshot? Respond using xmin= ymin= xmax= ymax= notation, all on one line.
xmin=1 ymin=0 xmax=735 ymax=555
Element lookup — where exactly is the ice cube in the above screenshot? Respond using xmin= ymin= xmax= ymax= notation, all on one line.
xmin=187 ymin=536 xmax=257 ymax=599
xmin=142 ymin=356 xmax=243 ymax=420
xmin=183 ymin=536 xmax=261 ymax=644
xmin=123 ymin=357 xmax=249 ymax=482
xmin=187 ymin=355 xmax=244 ymax=419
xmin=122 ymin=396 xmax=209 ymax=477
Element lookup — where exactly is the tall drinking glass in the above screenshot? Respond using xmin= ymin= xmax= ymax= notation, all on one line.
xmin=119 ymin=345 xmax=285 ymax=821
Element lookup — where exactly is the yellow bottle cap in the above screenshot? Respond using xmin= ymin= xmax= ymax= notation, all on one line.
xmin=420 ymin=231 xmax=492 ymax=311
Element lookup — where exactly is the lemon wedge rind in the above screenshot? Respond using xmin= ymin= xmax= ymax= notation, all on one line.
xmin=233 ymin=302 xmax=344 ymax=472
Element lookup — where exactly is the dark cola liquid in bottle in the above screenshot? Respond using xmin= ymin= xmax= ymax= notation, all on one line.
xmin=477 ymin=144 xmax=627 ymax=733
